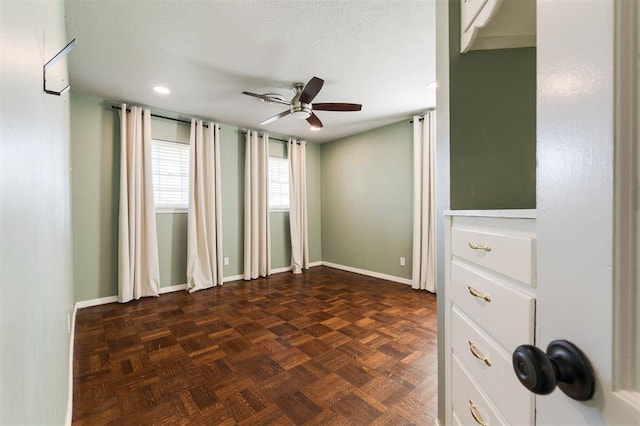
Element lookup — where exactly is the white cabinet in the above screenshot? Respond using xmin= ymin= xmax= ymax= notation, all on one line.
xmin=461 ymin=0 xmax=536 ymax=53
xmin=444 ymin=210 xmax=536 ymax=425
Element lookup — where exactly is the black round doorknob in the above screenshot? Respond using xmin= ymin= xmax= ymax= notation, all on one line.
xmin=512 ymin=344 xmax=557 ymax=394
xmin=512 ymin=339 xmax=595 ymax=401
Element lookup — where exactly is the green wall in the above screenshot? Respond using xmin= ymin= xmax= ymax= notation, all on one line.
xmin=70 ymin=94 xmax=322 ymax=302
xmin=220 ymin=125 xmax=245 ymax=278
xmin=321 ymin=120 xmax=413 ymax=280
xmin=449 ymin=1 xmax=536 ymax=210
xmin=306 ymin=142 xmax=322 ymax=262
xmin=156 ymin=213 xmax=188 ymax=287
xmin=0 ymin=0 xmax=74 ymax=423
xmin=71 ymin=95 xmax=119 ymax=300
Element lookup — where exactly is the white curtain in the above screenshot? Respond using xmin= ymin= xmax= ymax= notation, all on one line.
xmin=412 ymin=112 xmax=436 ymax=293
xmin=288 ymin=139 xmax=309 ymax=274
xmin=118 ymin=104 xmax=160 ymax=303
xmin=186 ymin=120 xmax=223 ymax=293
xmin=244 ymin=130 xmax=271 ymax=279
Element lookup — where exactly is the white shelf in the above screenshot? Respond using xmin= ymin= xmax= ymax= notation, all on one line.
xmin=445 ymin=209 xmax=536 ymax=219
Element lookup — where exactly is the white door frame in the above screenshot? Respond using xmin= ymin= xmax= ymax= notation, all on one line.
xmin=612 ymin=0 xmax=640 ymax=413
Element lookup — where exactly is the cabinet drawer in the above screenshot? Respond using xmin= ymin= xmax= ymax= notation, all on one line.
xmin=452 ymin=355 xmax=507 ymax=426
xmin=452 ymin=307 xmax=534 ymax=425
xmin=461 ymin=0 xmax=490 ymax=32
xmin=451 ymin=260 xmax=534 ymax=351
xmin=451 ymin=226 xmax=535 ymax=286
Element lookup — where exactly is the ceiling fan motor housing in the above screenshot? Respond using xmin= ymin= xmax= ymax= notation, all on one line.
xmin=290 ymin=102 xmax=312 ymax=119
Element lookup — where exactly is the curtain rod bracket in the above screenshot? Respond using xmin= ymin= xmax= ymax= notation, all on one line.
xmin=43 ymin=39 xmax=77 ymax=96
xmin=409 ymin=109 xmax=435 ymax=123
xmin=239 ymin=129 xmax=291 ymax=144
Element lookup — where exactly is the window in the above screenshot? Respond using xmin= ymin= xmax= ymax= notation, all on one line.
xmin=268 ymin=156 xmax=289 ymax=210
xmin=151 ymin=139 xmax=189 ymax=212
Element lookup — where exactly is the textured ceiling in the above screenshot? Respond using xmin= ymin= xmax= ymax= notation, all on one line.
xmin=65 ymin=0 xmax=436 ymax=143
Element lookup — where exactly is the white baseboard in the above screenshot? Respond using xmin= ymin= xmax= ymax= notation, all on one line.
xmin=223 ymin=274 xmax=244 ymax=283
xmin=271 ymin=266 xmax=292 ymax=274
xmin=321 ymin=261 xmax=412 ymax=286
xmin=230 ymin=263 xmax=326 ymax=281
xmin=75 ymin=295 xmax=118 ymax=309
xmin=228 ymin=268 xmax=292 ymax=281
xmin=269 ymin=261 xmax=322 ymax=275
xmin=76 ymin=276 xmax=241 ymax=308
xmin=158 ymin=283 xmax=187 ymax=294
xmin=65 ymin=303 xmax=78 ymax=425
xmin=270 ymin=261 xmax=323 ymax=274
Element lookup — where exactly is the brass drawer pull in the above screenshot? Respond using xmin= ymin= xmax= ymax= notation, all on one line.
xmin=468 ymin=341 xmax=492 ymax=366
xmin=469 ymin=399 xmax=488 ymax=426
xmin=468 ymin=242 xmax=492 ymax=252
xmin=468 ymin=286 xmax=491 ymax=302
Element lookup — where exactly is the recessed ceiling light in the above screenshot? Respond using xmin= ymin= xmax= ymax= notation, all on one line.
xmin=310 ymin=126 xmax=321 ymax=132
xmin=427 ymin=81 xmax=438 ymax=89
xmin=154 ymin=86 xmax=170 ymax=94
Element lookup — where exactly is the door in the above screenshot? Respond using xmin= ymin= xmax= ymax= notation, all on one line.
xmin=535 ymin=0 xmax=640 ymax=424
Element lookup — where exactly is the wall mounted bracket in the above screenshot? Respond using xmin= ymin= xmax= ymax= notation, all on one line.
xmin=43 ymin=39 xmax=77 ymax=96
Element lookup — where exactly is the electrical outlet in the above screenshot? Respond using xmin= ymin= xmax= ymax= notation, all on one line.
xmin=224 ymin=257 xmax=229 ymax=266
xmin=400 ymin=257 xmax=406 ymax=266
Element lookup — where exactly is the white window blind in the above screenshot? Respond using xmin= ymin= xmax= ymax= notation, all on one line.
xmin=151 ymin=139 xmax=189 ymax=211
xmin=268 ymin=156 xmax=289 ymax=210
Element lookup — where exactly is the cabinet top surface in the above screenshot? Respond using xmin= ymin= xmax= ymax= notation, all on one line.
xmin=444 ymin=209 xmax=536 ymax=219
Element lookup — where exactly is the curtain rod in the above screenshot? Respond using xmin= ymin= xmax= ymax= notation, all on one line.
xmin=112 ymin=106 xmax=299 ymax=144
xmin=111 ymin=105 xmax=209 ymax=128
xmin=238 ymin=129 xmax=297 ymax=144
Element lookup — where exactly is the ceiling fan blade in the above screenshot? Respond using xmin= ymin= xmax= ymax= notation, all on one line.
xmin=241 ymin=91 xmax=291 ymax=106
xmin=299 ymin=77 xmax=324 ymax=104
xmin=312 ymin=103 xmax=362 ymax=112
xmin=306 ymin=113 xmax=323 ymax=129
xmin=260 ymin=110 xmax=291 ymax=126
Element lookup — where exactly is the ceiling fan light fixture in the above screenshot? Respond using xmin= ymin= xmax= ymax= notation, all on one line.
xmin=153 ymin=85 xmax=170 ymax=94
xmin=289 ymin=103 xmax=312 ymax=119
xmin=291 ymin=110 xmax=311 ymax=119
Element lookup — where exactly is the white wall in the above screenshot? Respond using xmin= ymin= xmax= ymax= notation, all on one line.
xmin=0 ymin=0 xmax=74 ymax=423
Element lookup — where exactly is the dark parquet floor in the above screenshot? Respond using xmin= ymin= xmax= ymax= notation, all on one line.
xmin=73 ymin=266 xmax=438 ymax=425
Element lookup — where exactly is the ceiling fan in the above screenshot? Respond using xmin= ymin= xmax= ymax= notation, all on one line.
xmin=241 ymin=76 xmax=362 ymax=129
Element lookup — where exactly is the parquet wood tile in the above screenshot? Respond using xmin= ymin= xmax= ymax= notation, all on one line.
xmin=73 ymin=266 xmax=437 ymax=425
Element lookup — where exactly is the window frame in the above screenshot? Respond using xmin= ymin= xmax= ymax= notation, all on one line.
xmin=150 ymin=138 xmax=190 ymax=214
xmin=268 ymin=155 xmax=290 ymax=212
